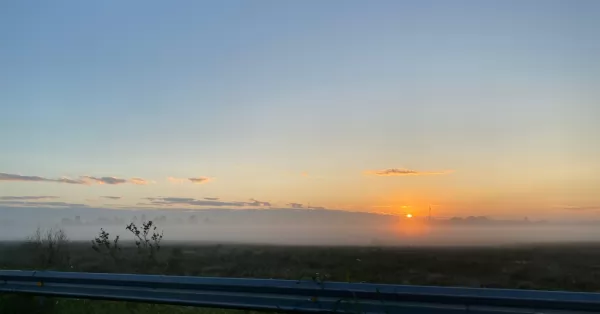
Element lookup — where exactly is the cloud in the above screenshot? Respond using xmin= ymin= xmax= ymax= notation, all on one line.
xmin=82 ymin=176 xmax=127 ymax=185
xmin=562 ymin=205 xmax=600 ymax=211
xmin=0 ymin=196 xmax=59 ymax=200
xmin=365 ymin=168 xmax=452 ymax=176
xmin=168 ymin=176 xmax=213 ymax=184
xmin=308 ymin=206 xmax=326 ymax=210
xmin=146 ymin=197 xmax=271 ymax=208
xmin=161 ymin=197 xmax=196 ymax=202
xmin=101 ymin=196 xmax=122 ymax=200
xmin=150 ymin=197 xmax=243 ymax=207
xmin=1 ymin=172 xmax=149 ymax=186
xmin=248 ymin=198 xmax=271 ymax=207
xmin=189 ymin=177 xmax=212 ymax=184
xmin=0 ymin=172 xmax=86 ymax=184
xmin=0 ymin=200 xmax=88 ymax=208
xmin=0 ymin=173 xmax=46 ymax=182
xmin=287 ymin=203 xmax=303 ymax=209
xmin=56 ymin=177 xmax=87 ymax=184
xmin=130 ymin=178 xmax=149 ymax=185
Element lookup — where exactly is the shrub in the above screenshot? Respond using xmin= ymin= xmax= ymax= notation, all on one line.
xmin=27 ymin=227 xmax=70 ymax=269
xmin=91 ymin=228 xmax=122 ymax=264
xmin=91 ymin=220 xmax=164 ymax=273
xmin=126 ymin=220 xmax=163 ymax=261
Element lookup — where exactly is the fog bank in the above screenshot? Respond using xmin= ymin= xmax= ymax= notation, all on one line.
xmin=1 ymin=207 xmax=599 ymax=246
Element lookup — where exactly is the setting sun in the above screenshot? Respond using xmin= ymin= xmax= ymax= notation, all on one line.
xmin=406 ymin=213 xmax=413 ymax=218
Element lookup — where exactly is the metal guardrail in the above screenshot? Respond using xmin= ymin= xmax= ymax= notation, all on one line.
xmin=1 ymin=270 xmax=600 ymax=313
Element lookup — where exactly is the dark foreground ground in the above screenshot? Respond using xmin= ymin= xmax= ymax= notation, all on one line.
xmin=2 ymin=241 xmax=600 ymax=313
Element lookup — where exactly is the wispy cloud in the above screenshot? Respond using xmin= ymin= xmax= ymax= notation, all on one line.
xmin=0 ymin=196 xmax=59 ymax=200
xmin=365 ymin=168 xmax=453 ymax=176
xmin=248 ymin=198 xmax=271 ymax=206
xmin=168 ymin=176 xmax=213 ymax=184
xmin=56 ymin=178 xmax=88 ymax=184
xmin=562 ymin=205 xmax=600 ymax=211
xmin=159 ymin=197 xmax=196 ymax=202
xmin=101 ymin=196 xmax=122 ymax=200
xmin=148 ymin=197 xmax=245 ymax=207
xmin=146 ymin=197 xmax=271 ymax=208
xmin=0 ymin=200 xmax=88 ymax=208
xmin=82 ymin=176 xmax=127 ymax=185
xmin=1 ymin=172 xmax=149 ymax=186
xmin=130 ymin=178 xmax=149 ymax=185
xmin=0 ymin=172 xmax=86 ymax=184
xmin=284 ymin=203 xmax=326 ymax=210
xmin=189 ymin=177 xmax=212 ymax=184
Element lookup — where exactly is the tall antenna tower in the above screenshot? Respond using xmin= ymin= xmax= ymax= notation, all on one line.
xmin=428 ymin=205 xmax=432 ymax=221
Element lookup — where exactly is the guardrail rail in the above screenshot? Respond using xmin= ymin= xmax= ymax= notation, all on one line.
xmin=2 ymin=270 xmax=600 ymax=313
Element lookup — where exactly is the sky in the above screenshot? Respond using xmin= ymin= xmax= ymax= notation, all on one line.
xmin=1 ymin=0 xmax=599 ymax=220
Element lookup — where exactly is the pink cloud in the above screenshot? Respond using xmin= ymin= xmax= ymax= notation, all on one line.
xmin=189 ymin=177 xmax=212 ymax=184
xmin=365 ymin=168 xmax=453 ymax=176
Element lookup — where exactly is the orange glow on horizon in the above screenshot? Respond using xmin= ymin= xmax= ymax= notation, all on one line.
xmin=372 ymin=191 xmax=437 ymax=217
xmin=394 ymin=214 xmax=431 ymax=238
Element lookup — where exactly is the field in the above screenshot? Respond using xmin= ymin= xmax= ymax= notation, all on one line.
xmin=3 ymin=238 xmax=600 ymax=313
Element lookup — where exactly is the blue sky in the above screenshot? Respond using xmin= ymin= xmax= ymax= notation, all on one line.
xmin=1 ymin=1 xmax=599 ymax=219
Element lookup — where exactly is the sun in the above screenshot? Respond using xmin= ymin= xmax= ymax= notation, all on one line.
xmin=406 ymin=213 xmax=413 ymax=218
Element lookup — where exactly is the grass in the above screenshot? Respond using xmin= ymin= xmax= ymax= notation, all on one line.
xmin=3 ymin=241 xmax=600 ymax=313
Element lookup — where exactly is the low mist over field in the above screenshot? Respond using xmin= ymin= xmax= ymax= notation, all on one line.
xmin=2 ymin=206 xmax=599 ymax=246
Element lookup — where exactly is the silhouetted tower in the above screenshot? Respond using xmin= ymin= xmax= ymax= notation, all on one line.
xmin=428 ymin=206 xmax=432 ymax=221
